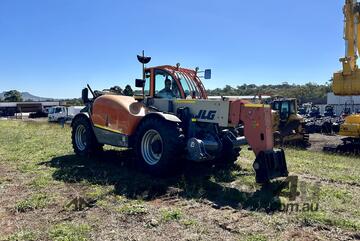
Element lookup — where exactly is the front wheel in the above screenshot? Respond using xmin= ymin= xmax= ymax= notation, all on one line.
xmin=71 ymin=115 xmax=103 ymax=156
xmin=216 ymin=135 xmax=241 ymax=166
xmin=135 ymin=117 xmax=183 ymax=175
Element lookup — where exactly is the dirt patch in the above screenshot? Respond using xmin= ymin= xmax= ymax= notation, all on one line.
xmin=308 ymin=134 xmax=343 ymax=152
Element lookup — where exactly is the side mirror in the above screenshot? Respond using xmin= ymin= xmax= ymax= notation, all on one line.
xmin=204 ymin=69 xmax=211 ymax=79
xmin=135 ymin=79 xmax=146 ymax=88
xmin=82 ymin=88 xmax=90 ymax=104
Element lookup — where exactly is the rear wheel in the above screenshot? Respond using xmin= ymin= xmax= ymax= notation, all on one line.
xmin=135 ymin=117 xmax=183 ymax=175
xmin=71 ymin=115 xmax=103 ymax=156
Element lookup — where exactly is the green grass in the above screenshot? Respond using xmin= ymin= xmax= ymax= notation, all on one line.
xmin=240 ymin=147 xmax=360 ymax=184
xmin=0 ymin=121 xmax=72 ymax=166
xmin=299 ymin=211 xmax=360 ymax=231
xmin=15 ymin=193 xmax=50 ymax=212
xmin=161 ymin=208 xmax=183 ymax=222
xmin=48 ymin=222 xmax=91 ymax=241
xmin=181 ymin=218 xmax=198 ymax=227
xmin=85 ymin=184 xmax=113 ymax=200
xmin=116 ymin=200 xmax=148 ymax=215
xmin=28 ymin=172 xmax=55 ymax=189
xmin=2 ymin=230 xmax=38 ymax=241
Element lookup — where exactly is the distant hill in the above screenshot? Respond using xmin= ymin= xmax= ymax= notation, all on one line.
xmin=0 ymin=91 xmax=55 ymax=101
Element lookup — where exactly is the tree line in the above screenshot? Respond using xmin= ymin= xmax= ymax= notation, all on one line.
xmin=1 ymin=82 xmax=332 ymax=104
xmin=207 ymin=82 xmax=332 ymax=104
xmin=1 ymin=90 xmax=23 ymax=102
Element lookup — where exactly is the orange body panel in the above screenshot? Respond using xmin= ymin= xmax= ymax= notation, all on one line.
xmin=229 ymin=100 xmax=274 ymax=155
xmin=91 ymin=95 xmax=147 ymax=135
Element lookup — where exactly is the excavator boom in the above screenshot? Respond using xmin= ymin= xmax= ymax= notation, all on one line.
xmin=333 ymin=0 xmax=360 ymax=95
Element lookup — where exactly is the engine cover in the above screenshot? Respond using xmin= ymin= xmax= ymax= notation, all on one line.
xmin=91 ymin=95 xmax=146 ymax=136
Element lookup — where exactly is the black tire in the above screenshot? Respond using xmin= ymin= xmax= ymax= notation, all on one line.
xmin=223 ymin=147 xmax=241 ymax=165
xmin=71 ymin=115 xmax=103 ymax=156
xmin=216 ymin=137 xmax=241 ymax=165
xmin=134 ymin=117 xmax=183 ymax=176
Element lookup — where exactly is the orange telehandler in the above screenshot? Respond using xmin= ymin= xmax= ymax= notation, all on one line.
xmin=71 ymin=55 xmax=288 ymax=184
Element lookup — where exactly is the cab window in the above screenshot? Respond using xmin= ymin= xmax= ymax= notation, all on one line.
xmin=280 ymin=102 xmax=290 ymax=120
xmin=176 ymin=73 xmax=191 ymax=98
xmin=154 ymin=70 xmax=180 ymax=99
xmin=289 ymin=101 xmax=296 ymax=114
xmin=273 ymin=102 xmax=280 ymax=111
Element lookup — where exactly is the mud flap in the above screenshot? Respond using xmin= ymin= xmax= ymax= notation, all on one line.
xmin=253 ymin=149 xmax=288 ymax=184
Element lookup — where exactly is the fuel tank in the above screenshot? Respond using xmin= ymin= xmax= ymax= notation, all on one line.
xmin=91 ymin=95 xmax=147 ymax=136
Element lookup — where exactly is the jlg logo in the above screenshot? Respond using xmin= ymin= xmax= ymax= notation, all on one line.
xmin=194 ymin=110 xmax=217 ymax=120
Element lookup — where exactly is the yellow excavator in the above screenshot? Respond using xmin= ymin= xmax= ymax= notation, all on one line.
xmin=333 ymin=0 xmax=360 ymax=147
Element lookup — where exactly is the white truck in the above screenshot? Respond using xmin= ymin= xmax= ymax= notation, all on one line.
xmin=48 ymin=106 xmax=84 ymax=122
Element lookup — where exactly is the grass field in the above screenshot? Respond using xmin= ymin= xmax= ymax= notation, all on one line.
xmin=0 ymin=120 xmax=359 ymax=240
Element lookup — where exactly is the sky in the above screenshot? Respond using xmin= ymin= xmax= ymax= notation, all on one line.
xmin=0 ymin=0 xmax=345 ymax=98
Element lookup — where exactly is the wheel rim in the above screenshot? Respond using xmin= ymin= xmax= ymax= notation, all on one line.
xmin=141 ymin=129 xmax=163 ymax=165
xmin=75 ymin=124 xmax=87 ymax=151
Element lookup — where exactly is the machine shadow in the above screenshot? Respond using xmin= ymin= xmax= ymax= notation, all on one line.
xmin=41 ymin=150 xmax=287 ymax=213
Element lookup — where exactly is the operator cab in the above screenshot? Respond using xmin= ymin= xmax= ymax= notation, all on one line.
xmin=139 ymin=65 xmax=208 ymax=100
xmin=272 ymin=99 xmax=297 ymax=122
